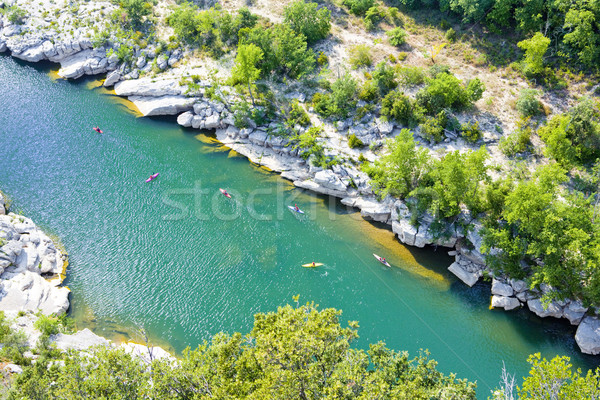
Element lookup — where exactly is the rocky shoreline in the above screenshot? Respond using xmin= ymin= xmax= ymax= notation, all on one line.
xmin=0 ymin=193 xmax=173 ymax=374
xmin=1 ymin=6 xmax=599 ymax=356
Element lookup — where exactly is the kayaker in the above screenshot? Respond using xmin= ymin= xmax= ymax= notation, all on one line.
xmin=312 ymin=261 xmax=315 ymax=267
xmin=295 ymin=204 xmax=299 ymax=211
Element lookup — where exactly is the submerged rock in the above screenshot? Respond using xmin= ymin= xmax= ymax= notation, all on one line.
xmin=448 ymin=262 xmax=480 ymax=287
xmin=491 ymin=295 xmax=520 ymax=310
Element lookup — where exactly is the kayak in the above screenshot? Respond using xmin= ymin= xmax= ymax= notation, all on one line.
xmin=93 ymin=127 xmax=103 ymax=133
xmin=145 ymin=173 xmax=159 ymax=183
xmin=373 ymin=253 xmax=391 ymax=267
xmin=287 ymin=205 xmax=305 ymax=214
xmin=219 ymin=188 xmax=232 ymax=198
xmin=302 ymin=263 xmax=323 ymax=268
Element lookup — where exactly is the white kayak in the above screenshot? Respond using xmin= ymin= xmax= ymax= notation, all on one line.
xmin=288 ymin=205 xmax=305 ymax=214
xmin=373 ymin=253 xmax=391 ymax=267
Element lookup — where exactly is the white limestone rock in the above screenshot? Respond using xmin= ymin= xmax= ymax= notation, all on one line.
xmin=575 ymin=316 xmax=600 ymax=355
xmin=563 ymin=307 xmax=586 ymax=325
xmin=177 ymin=111 xmax=194 ymax=127
xmin=414 ymin=224 xmax=435 ymax=248
xmin=510 ymin=279 xmax=528 ymax=293
xmin=12 ymin=42 xmax=46 ymax=62
xmin=393 ymin=219 xmax=417 ymax=246
xmin=448 ymin=262 xmax=480 ymax=287
xmin=51 ymin=328 xmax=110 ymax=352
xmin=104 ymin=70 xmax=121 ymax=87
xmin=527 ymin=298 xmax=563 ymax=319
xmin=204 ymin=114 xmax=220 ymax=130
xmin=491 ymin=295 xmax=520 ymax=311
xmin=313 ymin=170 xmax=347 ymax=193
xmin=121 ymin=342 xmax=175 ymax=364
xmin=114 ymin=77 xmax=182 ymax=97
xmin=491 ymin=279 xmax=514 ymax=297
xmin=0 ymin=272 xmax=70 ymax=315
xmin=128 ymin=95 xmax=195 ymax=117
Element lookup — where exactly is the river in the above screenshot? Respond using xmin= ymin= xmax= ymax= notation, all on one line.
xmin=0 ymin=55 xmax=597 ymax=397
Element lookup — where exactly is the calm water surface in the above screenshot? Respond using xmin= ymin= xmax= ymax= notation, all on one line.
xmin=0 ymin=55 xmax=598 ymax=398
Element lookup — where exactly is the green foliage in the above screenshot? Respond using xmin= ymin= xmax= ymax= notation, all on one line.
xmin=9 ymin=302 xmax=477 ymax=399
xmin=285 ymin=100 xmax=311 ymax=128
xmin=343 ymin=0 xmax=375 ymax=16
xmin=416 ymin=72 xmax=484 ymax=115
xmin=34 ymin=315 xmax=60 ymax=337
xmin=317 ymin=51 xmax=329 ymax=66
xmin=420 ymin=110 xmax=448 ymax=143
xmin=118 ymin=0 xmax=153 ymax=30
xmin=348 ymin=44 xmax=372 ymax=69
xmin=312 ymin=73 xmax=358 ymax=119
xmin=539 ymin=97 xmax=600 ymax=166
xmin=517 ymin=32 xmax=550 ymax=76
xmin=364 ymin=5 xmax=385 ymax=31
xmin=563 ymin=8 xmax=600 ymax=69
xmin=284 ymin=0 xmax=331 ymax=44
xmin=167 ymin=4 xmax=257 ymax=57
xmin=516 ymin=89 xmax=542 ymax=117
xmin=386 ymin=27 xmax=407 ymax=47
xmin=358 ymin=79 xmax=379 ymax=101
xmin=348 ymin=134 xmax=365 ymax=148
xmin=445 ymin=27 xmax=457 ymax=42
xmin=231 ymin=43 xmax=263 ymax=104
xmin=499 ymin=120 xmax=533 ymax=157
xmin=371 ymin=61 xmax=398 ymax=97
xmin=516 ymin=353 xmax=600 ymax=399
xmin=364 ymin=129 xmax=431 ymax=198
xmin=460 ymin=120 xmax=482 ymax=143
xmin=5 ymin=6 xmax=27 ymax=25
xmin=397 ymin=65 xmax=425 ymax=86
xmin=381 ymin=91 xmax=423 ymax=127
xmin=293 ymin=126 xmax=325 ymax=160
xmin=241 ymin=24 xmax=315 ymax=79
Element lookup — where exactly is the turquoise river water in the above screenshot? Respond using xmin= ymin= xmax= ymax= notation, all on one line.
xmin=0 ymin=55 xmax=598 ymax=397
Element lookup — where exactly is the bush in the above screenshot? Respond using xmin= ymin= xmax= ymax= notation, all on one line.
xmin=416 ymin=72 xmax=484 ymax=114
xmin=286 ymin=100 xmax=311 ymax=127
xmin=284 ymin=0 xmax=331 ymax=44
xmin=381 ymin=91 xmax=422 ymax=127
xmin=499 ymin=121 xmax=532 ymax=157
xmin=364 ymin=6 xmax=385 ymax=31
xmin=293 ymin=126 xmax=325 ymax=161
xmin=359 ymin=79 xmax=379 ymax=101
xmin=397 ymin=66 xmax=424 ymax=86
xmin=349 ymin=45 xmax=372 ymax=69
xmin=7 ymin=6 xmax=27 ymax=25
xmin=515 ymin=89 xmax=542 ymax=117
xmin=386 ymin=27 xmax=407 ymax=47
xmin=371 ymin=61 xmax=397 ymax=97
xmin=348 ymin=134 xmax=365 ymax=148
xmin=420 ymin=110 xmax=448 ymax=143
xmin=317 ymin=51 xmax=329 ymax=66
xmin=313 ymin=74 xmax=358 ymax=119
xmin=445 ymin=28 xmax=457 ymax=42
xmin=342 ymin=0 xmax=374 ymax=16
xmin=460 ymin=121 xmax=482 ymax=143
xmin=34 ymin=315 xmax=61 ymax=337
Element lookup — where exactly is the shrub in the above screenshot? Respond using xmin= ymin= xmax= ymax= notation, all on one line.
xmin=348 ymin=134 xmax=365 ymax=148
xmin=445 ymin=28 xmax=457 ymax=42
xmin=313 ymin=74 xmax=358 ymax=119
xmin=499 ymin=122 xmax=532 ymax=157
xmin=349 ymin=45 xmax=372 ymax=69
xmin=518 ymin=32 xmax=550 ymax=77
xmin=359 ymin=80 xmax=379 ymax=101
xmin=460 ymin=121 xmax=482 ymax=143
xmin=420 ymin=110 xmax=448 ymax=143
xmin=284 ymin=0 xmax=331 ymax=44
xmin=397 ymin=66 xmax=424 ymax=86
xmin=371 ymin=61 xmax=397 ymax=97
xmin=515 ymin=89 xmax=542 ymax=117
xmin=397 ymin=52 xmax=408 ymax=61
xmin=342 ymin=0 xmax=374 ymax=16
xmin=7 ymin=6 xmax=28 ymax=25
xmin=34 ymin=315 xmax=60 ymax=337
xmin=416 ymin=72 xmax=484 ymax=114
xmin=317 ymin=51 xmax=329 ymax=66
xmin=286 ymin=100 xmax=311 ymax=127
xmin=386 ymin=27 xmax=407 ymax=47
xmin=381 ymin=91 xmax=422 ymax=127
xmin=364 ymin=6 xmax=385 ymax=31
xmin=293 ymin=126 xmax=325 ymax=161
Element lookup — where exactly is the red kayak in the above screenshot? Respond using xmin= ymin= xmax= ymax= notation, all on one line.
xmin=93 ymin=127 xmax=103 ymax=133
xmin=219 ymin=188 xmax=231 ymax=198
xmin=146 ymin=173 xmax=159 ymax=183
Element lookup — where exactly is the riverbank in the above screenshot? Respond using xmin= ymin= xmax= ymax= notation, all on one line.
xmin=1 ymin=0 xmax=599 ymax=357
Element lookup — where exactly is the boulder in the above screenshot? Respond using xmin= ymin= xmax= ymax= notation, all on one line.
xmin=57 ymin=50 xmax=98 ymax=79
xmin=191 ymin=115 xmax=204 ymax=129
xmin=354 ymin=198 xmax=391 ymax=223
xmin=128 ymin=95 xmax=195 ymax=117
xmin=563 ymin=307 xmax=586 ymax=325
xmin=448 ymin=262 xmax=480 ymax=287
xmin=249 ymin=130 xmax=268 ymax=146
xmin=575 ymin=316 xmax=600 ymax=355
xmin=491 ymin=295 xmax=520 ymax=311
xmin=121 ymin=342 xmax=175 ymax=364
xmin=568 ymin=300 xmax=588 ymax=313
xmin=376 ymin=118 xmax=394 ymax=135
xmin=13 ymin=43 xmax=46 ymax=62
xmin=4 ymin=364 xmax=23 ymax=374
xmin=103 ymin=70 xmax=121 ymax=87
xmin=0 ymin=40 xmax=7 ymax=53
xmin=204 ymin=114 xmax=220 ymax=130
xmin=51 ymin=328 xmax=110 ymax=352
xmin=510 ymin=279 xmax=528 ymax=293
xmin=527 ymin=298 xmax=563 ymax=319
xmin=177 ymin=111 xmax=194 ymax=127
xmin=114 ymin=77 xmax=182 ymax=97
xmin=414 ymin=224 xmax=435 ymax=248
xmin=313 ymin=170 xmax=347 ymax=193
xmin=491 ymin=279 xmax=514 ymax=297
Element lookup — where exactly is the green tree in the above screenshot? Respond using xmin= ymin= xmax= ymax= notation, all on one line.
xmin=284 ymin=0 xmax=331 ymax=44
xmin=381 ymin=91 xmax=422 ymax=126
xmin=563 ymin=8 xmax=600 ymax=68
xmin=231 ymin=43 xmax=264 ymax=106
xmin=119 ymin=0 xmax=152 ymax=30
xmin=386 ymin=27 xmax=407 ymax=46
xmin=517 ymin=32 xmax=550 ymax=76
xmin=416 ymin=72 xmax=484 ymax=114
xmin=364 ymin=129 xmax=432 ymax=198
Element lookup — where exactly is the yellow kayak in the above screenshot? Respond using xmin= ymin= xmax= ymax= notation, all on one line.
xmin=302 ymin=263 xmax=323 ymax=268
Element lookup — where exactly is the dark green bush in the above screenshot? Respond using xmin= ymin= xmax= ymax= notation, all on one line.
xmin=286 ymin=100 xmax=311 ymax=127
xmin=371 ymin=62 xmax=397 ymax=97
xmin=515 ymin=89 xmax=542 ymax=117
xmin=460 ymin=121 xmax=482 ymax=143
xmin=342 ymin=0 xmax=374 ymax=16
xmin=381 ymin=91 xmax=422 ymax=127
xmin=397 ymin=66 xmax=425 ymax=86
xmin=348 ymin=134 xmax=365 ymax=148
xmin=284 ymin=0 xmax=331 ymax=44
xmin=386 ymin=27 xmax=407 ymax=47
xmin=364 ymin=6 xmax=385 ymax=31
xmin=420 ymin=110 xmax=448 ymax=143
xmin=416 ymin=72 xmax=484 ymax=115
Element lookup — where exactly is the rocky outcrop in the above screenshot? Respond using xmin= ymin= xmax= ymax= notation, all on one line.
xmin=448 ymin=261 xmax=480 ymax=287
xmin=129 ymin=95 xmax=196 ymax=117
xmin=491 ymin=295 xmax=520 ymax=310
xmin=575 ymin=316 xmax=600 ymax=355
xmin=0 ymin=213 xmax=69 ymax=315
xmin=527 ymin=299 xmax=564 ymax=319
xmin=51 ymin=328 xmax=110 ymax=352
xmin=491 ymin=279 xmax=514 ymax=297
xmin=114 ymin=78 xmax=183 ymax=97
